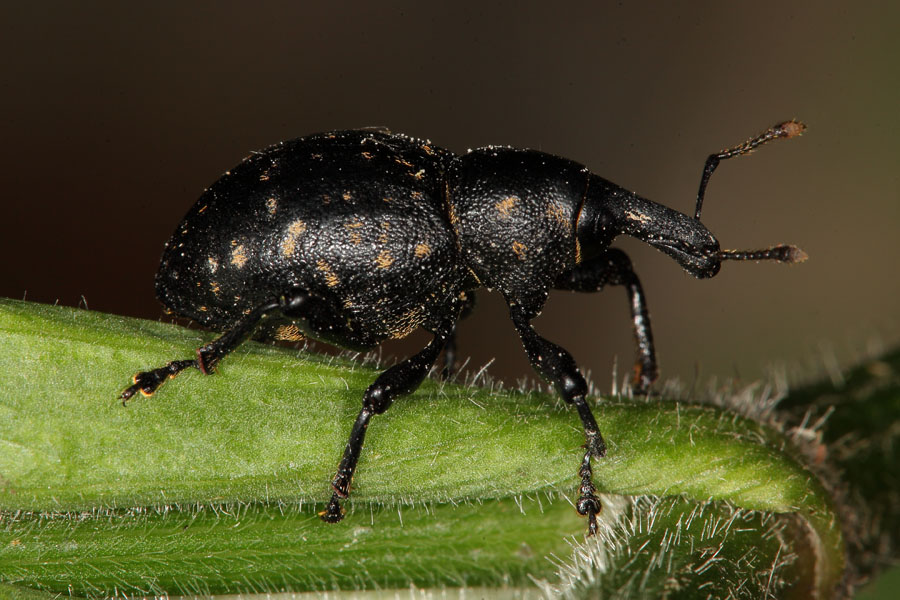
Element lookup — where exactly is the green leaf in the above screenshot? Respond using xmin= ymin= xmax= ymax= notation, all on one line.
xmin=0 ymin=299 xmax=845 ymax=597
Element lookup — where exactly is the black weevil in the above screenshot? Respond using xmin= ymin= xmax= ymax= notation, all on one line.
xmin=121 ymin=121 xmax=807 ymax=534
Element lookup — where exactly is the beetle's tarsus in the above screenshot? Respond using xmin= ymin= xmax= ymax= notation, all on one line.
xmin=319 ymin=495 xmax=345 ymax=523
xmin=577 ymin=452 xmax=602 ymax=536
xmin=119 ymin=359 xmax=198 ymax=404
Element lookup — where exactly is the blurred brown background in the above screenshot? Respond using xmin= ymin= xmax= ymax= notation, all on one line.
xmin=3 ymin=1 xmax=898 ymax=393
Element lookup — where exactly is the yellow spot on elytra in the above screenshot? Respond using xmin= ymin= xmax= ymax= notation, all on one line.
xmin=210 ymin=281 xmax=221 ymax=294
xmin=412 ymin=169 xmax=425 ymax=179
xmin=625 ymin=210 xmax=651 ymax=224
xmin=546 ymin=202 xmax=571 ymax=231
xmin=198 ymin=205 xmax=208 ymax=214
xmin=495 ymin=196 xmax=519 ymax=217
xmin=208 ymin=256 xmax=218 ymax=272
xmin=415 ymin=243 xmax=431 ymax=258
xmin=281 ymin=220 xmax=307 ymax=257
xmin=317 ymin=260 xmax=340 ymax=287
xmin=342 ymin=191 xmax=352 ymax=201
xmin=383 ymin=196 xmax=392 ymax=203
xmin=411 ymin=190 xmax=423 ymax=200
xmin=266 ymin=197 xmax=277 ymax=215
xmin=231 ymin=244 xmax=248 ymax=268
xmin=311 ymin=153 xmax=323 ymax=159
xmin=512 ymin=241 xmax=527 ymax=260
xmin=379 ymin=233 xmax=389 ymax=243
xmin=361 ymin=151 xmax=373 ymax=159
xmin=199 ymin=306 xmax=208 ymax=312
xmin=375 ymin=250 xmax=394 ymax=269
xmin=389 ymin=306 xmax=425 ymax=339
xmin=575 ymin=238 xmax=583 ymax=264
xmin=421 ymin=144 xmax=434 ymax=155
xmin=349 ymin=231 xmax=362 ymax=245
xmin=395 ymin=158 xmax=414 ymax=168
xmin=274 ymin=324 xmax=305 ymax=341
xmin=259 ymin=173 xmax=270 ymax=181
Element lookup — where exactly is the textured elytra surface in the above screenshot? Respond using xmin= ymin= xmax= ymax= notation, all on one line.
xmin=156 ymin=130 xmax=465 ymax=348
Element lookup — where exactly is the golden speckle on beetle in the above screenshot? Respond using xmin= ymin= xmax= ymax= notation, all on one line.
xmin=361 ymin=151 xmax=373 ymax=160
xmin=395 ymin=158 xmax=414 ymax=168
xmin=495 ymin=196 xmax=519 ymax=217
xmin=231 ymin=244 xmax=249 ymax=268
xmin=317 ymin=260 xmax=340 ymax=287
xmin=197 ymin=205 xmax=208 ymax=214
xmin=410 ymin=190 xmax=423 ymax=200
xmin=375 ymin=250 xmax=394 ymax=269
xmin=210 ymin=281 xmax=221 ymax=295
xmin=207 ymin=256 xmax=218 ymax=272
xmin=266 ymin=197 xmax=277 ymax=215
xmin=345 ymin=220 xmax=363 ymax=229
xmin=342 ymin=191 xmax=352 ymax=201
xmin=546 ymin=202 xmax=571 ymax=231
xmin=274 ymin=323 xmax=305 ymax=341
xmin=512 ymin=240 xmax=527 ymax=260
xmin=625 ymin=210 xmax=651 ymax=223
xmin=414 ymin=243 xmax=431 ymax=258
xmin=412 ymin=169 xmax=425 ymax=180
xmin=281 ymin=219 xmax=306 ymax=256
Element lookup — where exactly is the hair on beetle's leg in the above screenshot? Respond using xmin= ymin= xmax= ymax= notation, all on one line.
xmin=321 ymin=318 xmax=457 ymax=523
xmin=440 ymin=291 xmax=476 ymax=379
xmin=509 ymin=305 xmax=604 ymax=535
xmin=555 ymin=249 xmax=657 ymax=394
xmin=120 ymin=298 xmax=281 ymax=404
xmin=694 ymin=120 xmax=806 ymax=220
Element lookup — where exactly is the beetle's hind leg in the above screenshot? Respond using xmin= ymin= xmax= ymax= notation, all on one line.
xmin=509 ymin=305 xmax=604 ymax=535
xmin=322 ymin=317 xmax=457 ymax=523
xmin=120 ymin=298 xmax=282 ymax=403
xmin=555 ymin=248 xmax=657 ymax=394
xmin=120 ymin=287 xmax=357 ymax=403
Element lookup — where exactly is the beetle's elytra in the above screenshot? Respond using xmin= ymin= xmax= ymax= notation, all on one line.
xmin=122 ymin=122 xmax=807 ymax=534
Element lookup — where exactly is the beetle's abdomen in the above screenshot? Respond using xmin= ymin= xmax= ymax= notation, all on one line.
xmin=155 ymin=130 xmax=463 ymax=347
xmin=448 ymin=148 xmax=588 ymax=315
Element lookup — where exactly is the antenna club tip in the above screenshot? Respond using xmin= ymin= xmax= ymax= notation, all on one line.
xmin=782 ymin=244 xmax=809 ymax=263
xmin=779 ymin=120 xmax=807 ymax=138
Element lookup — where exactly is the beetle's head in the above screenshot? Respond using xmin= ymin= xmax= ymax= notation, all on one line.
xmin=577 ymin=175 xmax=806 ymax=278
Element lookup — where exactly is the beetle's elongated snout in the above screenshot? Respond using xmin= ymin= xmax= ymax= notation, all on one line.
xmin=577 ymin=176 xmax=722 ymax=278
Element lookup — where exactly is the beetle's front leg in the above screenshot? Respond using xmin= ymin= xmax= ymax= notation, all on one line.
xmin=321 ymin=319 xmax=456 ymax=523
xmin=555 ymin=248 xmax=657 ymax=394
xmin=509 ymin=305 xmax=604 ymax=535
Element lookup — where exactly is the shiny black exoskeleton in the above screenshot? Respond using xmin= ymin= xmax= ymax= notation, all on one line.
xmin=122 ymin=122 xmax=807 ymax=534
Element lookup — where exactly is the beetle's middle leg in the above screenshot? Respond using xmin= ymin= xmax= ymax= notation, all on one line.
xmin=440 ymin=291 xmax=476 ymax=379
xmin=554 ymin=248 xmax=658 ymax=394
xmin=509 ymin=305 xmax=604 ymax=535
xmin=321 ymin=317 xmax=457 ymax=523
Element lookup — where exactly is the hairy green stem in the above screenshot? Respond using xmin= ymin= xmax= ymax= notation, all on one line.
xmin=0 ymin=299 xmax=849 ymax=597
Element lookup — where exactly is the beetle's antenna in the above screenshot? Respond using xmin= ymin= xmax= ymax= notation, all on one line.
xmin=718 ymin=244 xmax=808 ymax=264
xmin=694 ymin=120 xmax=806 ymax=221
